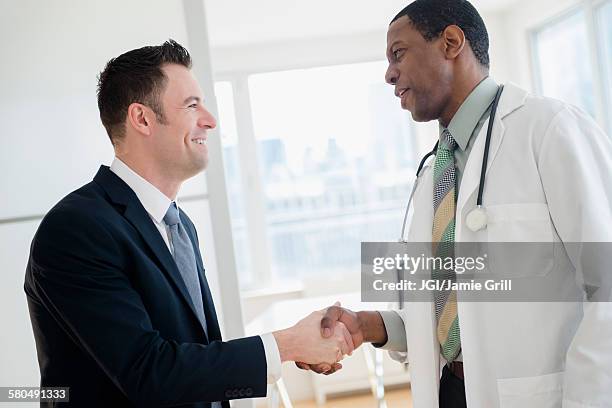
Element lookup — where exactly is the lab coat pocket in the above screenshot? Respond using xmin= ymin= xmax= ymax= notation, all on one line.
xmin=497 ymin=371 xmax=564 ymax=408
xmin=485 ymin=203 xmax=554 ymax=277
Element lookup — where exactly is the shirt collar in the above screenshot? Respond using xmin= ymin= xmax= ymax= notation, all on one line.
xmin=439 ymin=76 xmax=499 ymax=151
xmin=109 ymin=157 xmax=173 ymax=224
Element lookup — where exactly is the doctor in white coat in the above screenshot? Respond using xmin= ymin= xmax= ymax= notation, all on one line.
xmin=298 ymin=1 xmax=612 ymax=407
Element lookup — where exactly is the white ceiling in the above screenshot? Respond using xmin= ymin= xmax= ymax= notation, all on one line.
xmin=204 ymin=0 xmax=523 ymax=48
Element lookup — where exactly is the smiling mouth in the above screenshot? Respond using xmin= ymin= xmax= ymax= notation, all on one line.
xmin=399 ymin=88 xmax=409 ymax=97
xmin=191 ymin=138 xmax=206 ymax=145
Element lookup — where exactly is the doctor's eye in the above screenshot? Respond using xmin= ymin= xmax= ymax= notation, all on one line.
xmin=393 ymin=48 xmax=405 ymax=61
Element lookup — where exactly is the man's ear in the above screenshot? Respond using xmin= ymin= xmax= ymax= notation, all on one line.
xmin=441 ymin=25 xmax=466 ymax=60
xmin=126 ymin=102 xmax=153 ymax=136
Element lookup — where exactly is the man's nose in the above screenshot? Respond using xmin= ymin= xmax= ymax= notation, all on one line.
xmin=385 ymin=65 xmax=398 ymax=85
xmin=198 ymin=108 xmax=217 ymax=129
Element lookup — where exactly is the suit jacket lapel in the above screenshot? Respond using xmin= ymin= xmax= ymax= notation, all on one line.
xmin=182 ymin=218 xmax=221 ymax=341
xmin=199 ymin=269 xmax=221 ymax=341
xmin=94 ymin=166 xmax=208 ymax=337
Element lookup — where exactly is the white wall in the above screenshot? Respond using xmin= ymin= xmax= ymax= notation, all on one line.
xmin=499 ymin=0 xmax=585 ymax=91
xmin=211 ymin=11 xmax=510 ymax=78
xmin=0 ymin=0 xmax=224 ymax=401
xmin=0 ymin=0 xmax=212 ymax=219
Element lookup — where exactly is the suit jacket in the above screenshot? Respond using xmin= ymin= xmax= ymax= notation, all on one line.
xmin=24 ymin=166 xmax=267 ymax=407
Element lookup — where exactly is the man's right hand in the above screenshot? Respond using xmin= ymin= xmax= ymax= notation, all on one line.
xmin=296 ymin=304 xmax=388 ymax=375
xmin=272 ymin=309 xmax=354 ymax=366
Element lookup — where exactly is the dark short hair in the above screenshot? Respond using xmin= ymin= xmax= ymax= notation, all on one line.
xmin=96 ymin=39 xmax=192 ymax=145
xmin=391 ymin=0 xmax=490 ymax=68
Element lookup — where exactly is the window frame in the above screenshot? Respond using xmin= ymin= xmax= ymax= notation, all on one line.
xmin=594 ymin=0 xmax=612 ymax=133
xmin=214 ymin=58 xmax=417 ymax=292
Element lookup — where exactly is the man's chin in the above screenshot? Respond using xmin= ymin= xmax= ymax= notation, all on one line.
xmin=408 ymin=110 xmax=427 ymax=123
xmin=407 ymin=107 xmax=436 ymax=123
xmin=401 ymin=103 xmax=422 ymax=121
xmin=183 ymin=158 xmax=208 ymax=180
xmin=195 ymin=158 xmax=208 ymax=173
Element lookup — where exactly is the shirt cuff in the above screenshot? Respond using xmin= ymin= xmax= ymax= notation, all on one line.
xmin=260 ymin=333 xmax=282 ymax=384
xmin=373 ymin=310 xmax=407 ymax=352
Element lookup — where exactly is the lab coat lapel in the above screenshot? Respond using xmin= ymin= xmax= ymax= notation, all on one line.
xmin=404 ymin=300 xmax=441 ymax=407
xmin=456 ymin=83 xmax=528 ymax=222
xmin=404 ymin=165 xmax=440 ymax=406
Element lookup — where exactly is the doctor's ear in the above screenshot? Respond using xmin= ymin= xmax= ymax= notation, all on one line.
xmin=126 ymin=102 xmax=154 ymax=137
xmin=441 ymin=25 xmax=466 ymax=61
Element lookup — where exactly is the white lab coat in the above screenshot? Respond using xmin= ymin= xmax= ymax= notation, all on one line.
xmin=392 ymin=83 xmax=612 ymax=408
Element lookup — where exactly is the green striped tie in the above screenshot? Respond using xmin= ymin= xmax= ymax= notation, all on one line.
xmin=432 ymin=129 xmax=461 ymax=362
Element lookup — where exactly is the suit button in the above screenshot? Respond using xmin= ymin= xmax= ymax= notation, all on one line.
xmin=232 ymin=389 xmax=239 ymax=398
xmin=225 ymin=390 xmax=232 ymax=399
xmin=239 ymin=389 xmax=245 ymax=397
xmin=245 ymin=388 xmax=253 ymax=397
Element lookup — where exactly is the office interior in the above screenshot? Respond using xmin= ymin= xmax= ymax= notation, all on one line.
xmin=1 ymin=0 xmax=611 ymax=407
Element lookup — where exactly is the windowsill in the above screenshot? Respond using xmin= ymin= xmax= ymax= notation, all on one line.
xmin=241 ymin=280 xmax=304 ymax=299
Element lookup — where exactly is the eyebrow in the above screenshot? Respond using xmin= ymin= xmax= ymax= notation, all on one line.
xmin=183 ymin=96 xmax=202 ymax=105
xmin=388 ymin=40 xmax=403 ymax=52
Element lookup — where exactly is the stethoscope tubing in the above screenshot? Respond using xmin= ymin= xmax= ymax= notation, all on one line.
xmin=399 ymin=85 xmax=505 ymax=242
xmin=477 ymin=85 xmax=504 ymax=206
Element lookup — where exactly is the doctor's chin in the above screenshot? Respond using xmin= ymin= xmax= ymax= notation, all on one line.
xmin=2 ymin=0 xmax=612 ymax=407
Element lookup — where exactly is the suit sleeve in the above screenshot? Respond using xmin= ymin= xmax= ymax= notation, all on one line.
xmin=537 ymin=105 xmax=612 ymax=407
xmin=28 ymin=207 xmax=268 ymax=406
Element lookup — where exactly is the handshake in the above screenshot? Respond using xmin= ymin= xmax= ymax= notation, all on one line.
xmin=272 ymin=303 xmax=386 ymax=375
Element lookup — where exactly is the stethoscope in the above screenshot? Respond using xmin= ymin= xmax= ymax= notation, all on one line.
xmin=399 ymin=85 xmax=504 ymax=243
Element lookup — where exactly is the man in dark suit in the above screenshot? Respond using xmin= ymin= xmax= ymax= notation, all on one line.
xmin=24 ymin=40 xmax=352 ymax=407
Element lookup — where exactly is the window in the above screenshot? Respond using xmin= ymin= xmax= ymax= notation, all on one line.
xmin=247 ymin=61 xmax=416 ymax=283
xmin=531 ymin=0 xmax=612 ymax=133
xmin=532 ymin=9 xmax=596 ymax=117
xmin=596 ymin=0 xmax=612 ymax=133
xmin=217 ymin=61 xmax=418 ymax=289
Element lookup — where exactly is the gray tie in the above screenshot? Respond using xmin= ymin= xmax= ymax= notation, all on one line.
xmin=164 ymin=202 xmax=207 ymax=334
xmin=165 ymin=204 xmax=222 ymax=407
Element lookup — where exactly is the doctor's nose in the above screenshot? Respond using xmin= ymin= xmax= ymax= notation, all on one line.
xmin=385 ymin=65 xmax=398 ymax=86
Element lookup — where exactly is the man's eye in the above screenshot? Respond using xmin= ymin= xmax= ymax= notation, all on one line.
xmin=189 ymin=103 xmax=197 ymax=109
xmin=393 ymin=49 xmax=404 ymax=60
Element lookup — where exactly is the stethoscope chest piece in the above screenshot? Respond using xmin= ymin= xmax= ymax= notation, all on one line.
xmin=399 ymin=85 xmax=504 ymax=241
xmin=466 ymin=206 xmax=488 ymax=232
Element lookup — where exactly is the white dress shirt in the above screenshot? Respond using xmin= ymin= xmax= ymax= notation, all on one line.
xmin=110 ymin=157 xmax=281 ymax=384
